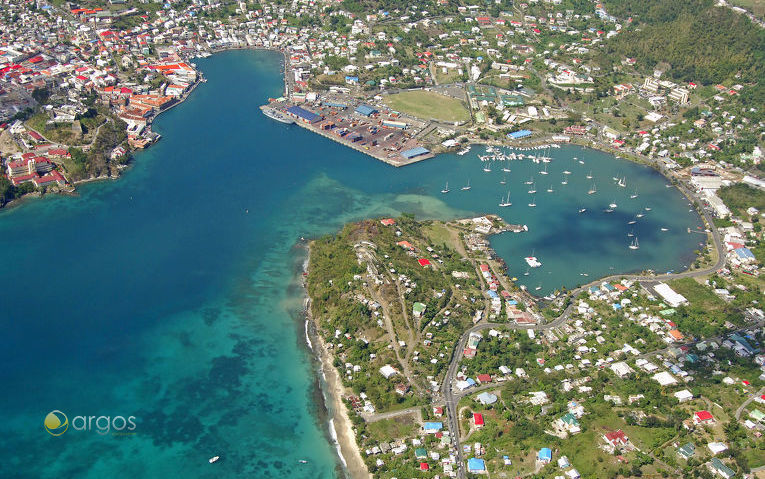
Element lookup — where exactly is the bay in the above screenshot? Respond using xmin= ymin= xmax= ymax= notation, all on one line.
xmin=0 ymin=49 xmax=702 ymax=478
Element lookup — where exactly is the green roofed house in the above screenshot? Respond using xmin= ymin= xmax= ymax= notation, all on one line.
xmin=413 ymin=302 xmax=427 ymax=319
xmin=749 ymin=409 xmax=765 ymax=422
xmin=710 ymin=457 xmax=735 ymax=478
xmin=555 ymin=412 xmax=581 ymax=434
xmin=677 ymin=442 xmax=695 ymax=460
xmin=415 ymin=447 xmax=427 ymax=459
xmin=659 ymin=308 xmax=676 ymax=316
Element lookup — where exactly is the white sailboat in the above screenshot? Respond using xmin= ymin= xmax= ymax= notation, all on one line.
xmin=630 ymin=188 xmax=638 ymax=199
xmin=629 ymin=237 xmax=639 ymax=250
xmin=483 ymin=163 xmax=492 ymax=172
xmin=500 ymin=175 xmax=507 ymax=185
xmin=617 ymin=176 xmax=626 ymax=188
xmin=528 ymin=183 xmax=537 ymax=194
xmin=528 ymin=196 xmax=536 ymax=207
xmin=539 ymin=164 xmax=549 ymax=175
xmin=587 ymin=182 xmax=597 ymax=195
xmin=461 ymin=179 xmax=471 ymax=191
xmin=546 ymin=185 xmax=554 ymax=193
xmin=586 ymin=171 xmax=593 ymax=179
xmin=524 ymin=177 xmax=534 ymax=185
xmin=499 ymin=191 xmax=512 ymax=207
xmin=561 ymin=174 xmax=568 ymax=185
xmin=502 ymin=166 xmax=511 ymax=172
xmin=441 ymin=182 xmax=450 ymax=194
xmin=578 ymin=207 xmax=587 ymax=213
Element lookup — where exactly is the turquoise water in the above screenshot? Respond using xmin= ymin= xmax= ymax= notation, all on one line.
xmin=0 ymin=50 xmax=701 ymax=478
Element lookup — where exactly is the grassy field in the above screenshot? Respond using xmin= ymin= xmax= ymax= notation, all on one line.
xmin=718 ymin=184 xmax=765 ymax=218
xmin=383 ymin=90 xmax=470 ymax=123
xmin=366 ymin=415 xmax=419 ymax=443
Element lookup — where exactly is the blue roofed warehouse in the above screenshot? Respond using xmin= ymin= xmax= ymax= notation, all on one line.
xmin=355 ymin=104 xmax=378 ymax=116
xmin=286 ymin=105 xmax=322 ymax=124
xmin=400 ymin=146 xmax=430 ymax=160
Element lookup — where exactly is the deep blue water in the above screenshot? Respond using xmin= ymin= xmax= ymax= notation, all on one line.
xmin=0 ymin=50 xmax=702 ymax=478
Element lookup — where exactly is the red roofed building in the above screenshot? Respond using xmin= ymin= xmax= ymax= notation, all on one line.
xmin=420 ymin=462 xmax=429 ymax=471
xmin=604 ymin=429 xmax=629 ymax=449
xmin=473 ymin=413 xmax=484 ymax=428
xmin=694 ymin=410 xmax=715 ymax=424
xmin=396 ymin=240 xmax=413 ymax=250
xmin=477 ymin=374 xmax=492 ymax=384
xmin=380 ymin=218 xmax=396 ymax=226
xmin=418 ymin=258 xmax=431 ymax=267
xmin=433 ymin=406 xmax=443 ymax=417
xmin=463 ymin=347 xmax=477 ymax=359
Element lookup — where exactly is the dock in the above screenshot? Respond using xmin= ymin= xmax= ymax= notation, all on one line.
xmin=259 ymin=102 xmax=435 ymax=167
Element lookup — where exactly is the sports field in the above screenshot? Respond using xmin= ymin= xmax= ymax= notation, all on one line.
xmin=384 ymin=90 xmax=470 ymax=123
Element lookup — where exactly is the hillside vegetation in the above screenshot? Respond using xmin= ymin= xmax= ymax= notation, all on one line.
xmin=601 ymin=0 xmax=765 ymax=87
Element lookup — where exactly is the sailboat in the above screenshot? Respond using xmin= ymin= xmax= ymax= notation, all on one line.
xmin=636 ymin=213 xmax=644 ymax=218
xmin=483 ymin=162 xmax=492 ymax=172
xmin=523 ymin=267 xmax=530 ymax=276
xmin=461 ymin=179 xmax=471 ymax=191
xmin=441 ymin=182 xmax=450 ymax=194
xmin=528 ymin=183 xmax=537 ymax=194
xmin=563 ymin=170 xmax=572 ymax=175
xmin=500 ymin=175 xmax=507 ymax=185
xmin=499 ymin=191 xmax=512 ymax=207
xmin=535 ymin=284 xmax=542 ymax=291
xmin=561 ymin=174 xmax=568 ymax=185
xmin=528 ymin=196 xmax=536 ymax=207
xmin=627 ymin=229 xmax=634 ymax=237
xmin=578 ymin=207 xmax=587 ymax=213
xmin=524 ymin=177 xmax=534 ymax=185
xmin=502 ymin=166 xmax=511 ymax=173
xmin=546 ymin=185 xmax=554 ymax=193
xmin=586 ymin=171 xmax=593 ymax=179
xmin=617 ymin=177 xmax=626 ymax=188
xmin=645 ymin=207 xmax=652 ymax=211
xmin=587 ymin=182 xmax=597 ymax=195
xmin=539 ymin=164 xmax=549 ymax=175
xmin=628 ymin=218 xmax=637 ymax=225
xmin=609 ymin=201 xmax=618 ymax=209
xmin=629 ymin=237 xmax=639 ymax=250
xmin=630 ymin=188 xmax=638 ymax=199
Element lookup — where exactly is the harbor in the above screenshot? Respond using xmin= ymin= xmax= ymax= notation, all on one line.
xmin=260 ymin=99 xmax=434 ymax=167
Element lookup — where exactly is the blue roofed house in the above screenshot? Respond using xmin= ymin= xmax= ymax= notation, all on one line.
xmin=467 ymin=457 xmax=486 ymax=473
xmin=423 ymin=422 xmax=443 ymax=434
xmin=538 ymin=447 xmax=552 ymax=463
xmin=477 ymin=391 xmax=498 ymax=405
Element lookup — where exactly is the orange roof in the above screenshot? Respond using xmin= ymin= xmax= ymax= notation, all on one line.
xmin=668 ymin=329 xmax=684 ymax=341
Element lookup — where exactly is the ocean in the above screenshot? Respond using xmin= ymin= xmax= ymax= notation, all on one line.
xmin=0 ymin=49 xmax=702 ymax=478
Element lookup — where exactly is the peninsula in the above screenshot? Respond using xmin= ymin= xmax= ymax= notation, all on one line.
xmin=306 ymin=214 xmax=764 ymax=478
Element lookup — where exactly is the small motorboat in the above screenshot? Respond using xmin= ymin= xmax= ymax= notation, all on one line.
xmin=209 ymin=456 xmax=220 ymax=464
xmin=299 ymin=460 xmax=308 ymax=464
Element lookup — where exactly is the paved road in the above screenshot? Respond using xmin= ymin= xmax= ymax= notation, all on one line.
xmin=735 ymin=386 xmax=765 ymax=420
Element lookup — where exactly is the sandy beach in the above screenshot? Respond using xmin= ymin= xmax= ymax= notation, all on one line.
xmin=304 ymin=246 xmax=371 ymax=479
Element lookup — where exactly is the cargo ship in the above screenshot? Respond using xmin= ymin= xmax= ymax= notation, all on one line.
xmin=262 ymin=107 xmax=295 ymax=124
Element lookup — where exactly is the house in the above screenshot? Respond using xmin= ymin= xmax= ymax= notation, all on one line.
xmin=467 ymin=457 xmax=486 ymax=474
xmin=603 ymin=429 xmax=629 ymax=451
xmin=678 ymin=442 xmax=695 ymax=460
xmin=476 ymin=392 xmax=497 ymax=405
xmin=415 ymin=447 xmax=427 ymax=459
xmin=476 ymin=374 xmax=491 ymax=384
xmin=423 ymin=422 xmax=443 ymax=434
xmin=412 ymin=302 xmax=427 ymax=318
xmin=709 ymin=457 xmax=735 ymax=478
xmin=694 ymin=410 xmax=715 ymax=425
xmin=610 ymin=361 xmax=634 ymax=378
xmin=419 ymin=462 xmax=429 ymax=471
xmin=653 ymin=371 xmax=678 ymax=386
xmin=395 ymin=383 xmax=410 ymax=396
xmin=380 ymin=218 xmax=396 ymax=226
xmin=537 ymin=447 xmax=552 ymax=463
xmin=674 ymin=390 xmax=693 ymax=403
xmin=707 ymin=442 xmax=728 ymax=455
xmin=433 ymin=406 xmax=443 ymax=417
xmin=417 ymin=258 xmax=431 ymax=267
xmin=473 ymin=413 xmax=484 ymax=428
xmin=379 ymin=364 xmax=397 ymax=379
xmin=555 ymin=412 xmax=581 ymax=434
